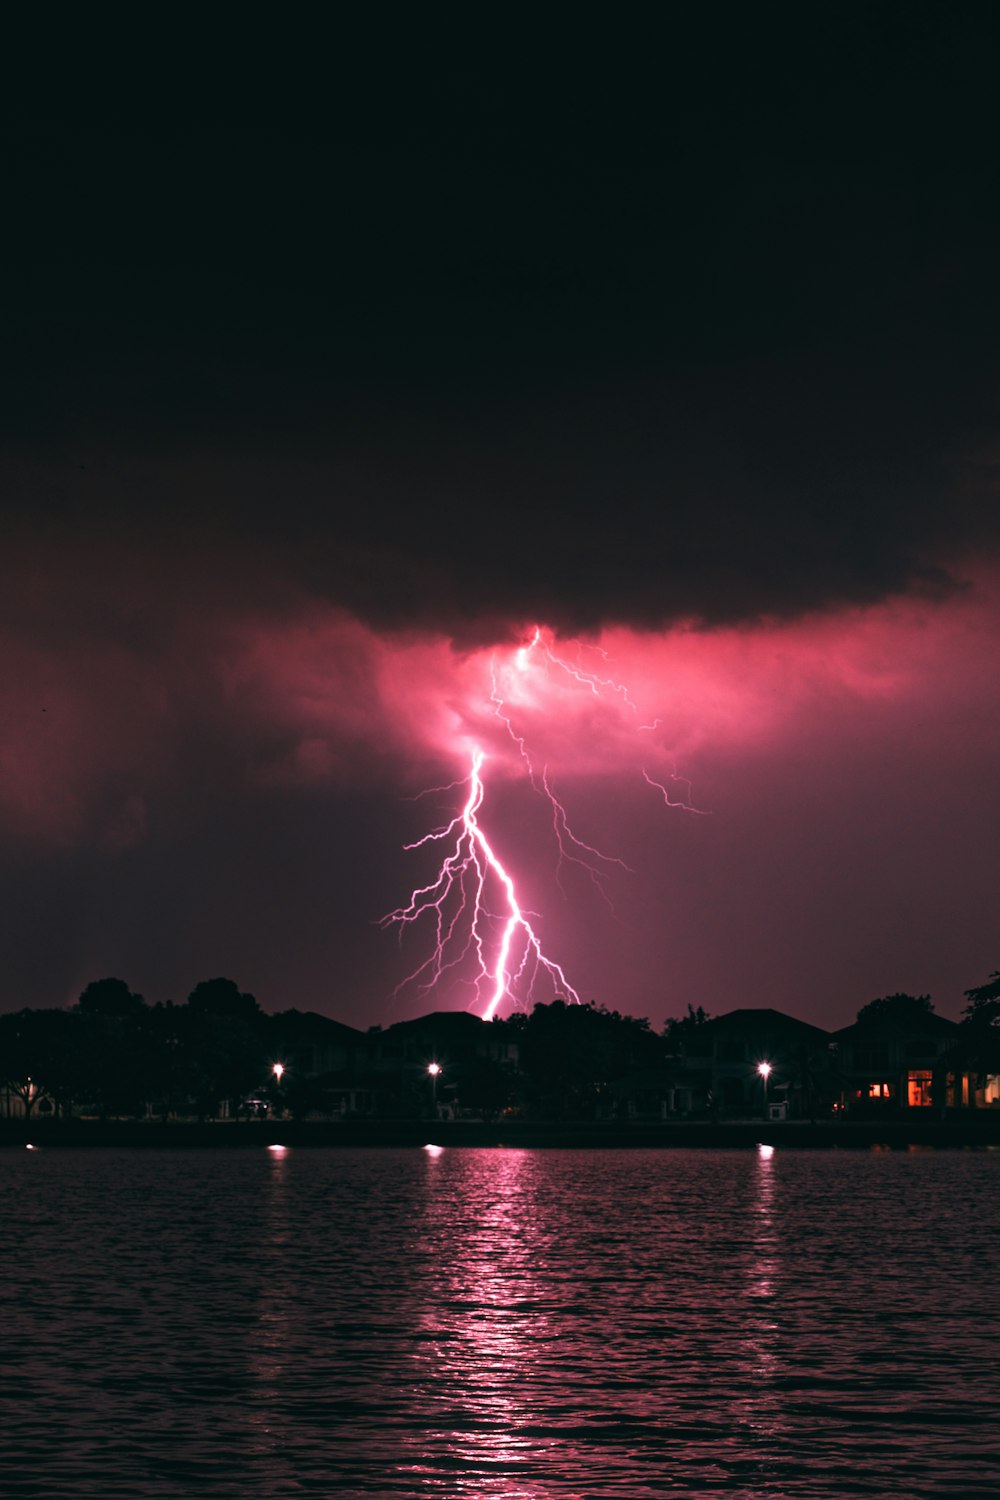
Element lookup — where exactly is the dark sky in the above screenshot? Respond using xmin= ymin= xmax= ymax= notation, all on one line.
xmin=2 ymin=7 xmax=998 ymax=1029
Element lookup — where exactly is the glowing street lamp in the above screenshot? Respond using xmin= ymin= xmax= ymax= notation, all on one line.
xmin=427 ymin=1062 xmax=442 ymax=1115
xmin=757 ymin=1060 xmax=772 ymax=1117
xmin=268 ymin=1062 xmax=287 ymax=1119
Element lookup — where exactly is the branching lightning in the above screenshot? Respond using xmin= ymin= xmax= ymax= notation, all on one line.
xmin=383 ymin=626 xmax=703 ymax=1019
xmin=489 ymin=637 xmax=631 ymax=899
xmin=381 ymin=747 xmax=581 ymax=1021
xmin=642 ymin=767 xmax=706 ymax=812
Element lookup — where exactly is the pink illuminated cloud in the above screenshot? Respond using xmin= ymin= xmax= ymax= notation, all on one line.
xmin=0 ymin=529 xmax=997 ymax=1025
xmin=213 ymin=565 xmax=1000 ymax=793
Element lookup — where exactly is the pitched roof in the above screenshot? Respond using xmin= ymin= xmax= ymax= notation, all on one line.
xmin=268 ymin=1009 xmax=366 ymax=1041
xmin=833 ymin=1012 xmax=958 ymax=1040
xmin=385 ymin=1010 xmax=489 ymax=1035
xmin=696 ymin=1008 xmax=831 ymax=1039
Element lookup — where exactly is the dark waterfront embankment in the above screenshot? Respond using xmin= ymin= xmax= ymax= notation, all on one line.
xmin=4 ymin=1116 xmax=1000 ymax=1149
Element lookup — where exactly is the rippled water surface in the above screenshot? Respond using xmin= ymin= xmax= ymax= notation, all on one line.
xmin=2 ymin=1146 xmax=998 ymax=1497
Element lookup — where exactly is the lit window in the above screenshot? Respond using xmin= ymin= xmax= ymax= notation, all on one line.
xmin=867 ymin=1082 xmax=891 ymax=1098
xmin=907 ymin=1070 xmax=933 ymax=1107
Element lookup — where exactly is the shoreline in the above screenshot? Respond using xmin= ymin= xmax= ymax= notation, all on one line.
xmin=4 ymin=1117 xmax=1000 ymax=1150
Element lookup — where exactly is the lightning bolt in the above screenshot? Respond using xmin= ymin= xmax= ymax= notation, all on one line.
xmin=384 ymin=625 xmax=704 ymax=1019
xmin=543 ymin=637 xmax=637 ymax=710
xmin=381 ymin=747 xmax=580 ymax=1020
xmin=642 ymin=767 xmax=708 ymax=813
xmin=489 ymin=644 xmax=630 ymax=900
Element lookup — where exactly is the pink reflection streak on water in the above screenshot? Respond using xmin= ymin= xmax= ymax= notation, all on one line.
xmin=730 ymin=1145 xmax=789 ymax=1464
xmin=401 ymin=1150 xmax=554 ymax=1496
xmin=244 ymin=1144 xmax=295 ymax=1476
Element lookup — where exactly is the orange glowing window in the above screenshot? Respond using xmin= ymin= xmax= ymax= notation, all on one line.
xmin=867 ymin=1082 xmax=891 ymax=1098
xmin=907 ymin=1070 xmax=933 ymax=1107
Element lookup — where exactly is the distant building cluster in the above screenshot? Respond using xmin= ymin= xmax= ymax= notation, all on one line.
xmin=661 ymin=1004 xmax=999 ymax=1121
xmin=2 ymin=980 xmax=999 ymax=1124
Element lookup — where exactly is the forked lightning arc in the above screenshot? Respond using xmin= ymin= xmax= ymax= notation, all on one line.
xmin=381 ymin=627 xmax=702 ymax=1020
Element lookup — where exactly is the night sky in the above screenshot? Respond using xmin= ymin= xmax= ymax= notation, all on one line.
xmin=2 ymin=8 xmax=999 ymax=1029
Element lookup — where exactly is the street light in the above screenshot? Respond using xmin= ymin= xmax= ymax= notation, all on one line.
xmin=269 ymin=1062 xmax=286 ymax=1121
xmin=757 ymin=1060 xmax=772 ymax=1117
xmin=427 ymin=1062 xmax=442 ymax=1115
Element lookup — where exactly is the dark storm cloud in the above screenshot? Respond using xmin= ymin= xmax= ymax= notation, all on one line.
xmin=2 ymin=11 xmax=1000 ymax=1026
xmin=0 ymin=353 xmax=991 ymax=647
xmin=3 ymin=7 xmax=1000 ymax=636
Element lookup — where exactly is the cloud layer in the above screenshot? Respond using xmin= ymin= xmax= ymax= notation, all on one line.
xmin=2 ymin=522 xmax=996 ymax=1027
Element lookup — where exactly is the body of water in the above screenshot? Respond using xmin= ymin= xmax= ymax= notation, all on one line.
xmin=2 ymin=1146 xmax=997 ymax=1498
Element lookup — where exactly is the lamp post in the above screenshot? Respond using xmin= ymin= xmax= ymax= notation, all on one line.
xmin=757 ymin=1060 xmax=772 ymax=1118
xmin=271 ymin=1062 xmax=286 ymax=1119
xmin=427 ymin=1062 xmax=442 ymax=1116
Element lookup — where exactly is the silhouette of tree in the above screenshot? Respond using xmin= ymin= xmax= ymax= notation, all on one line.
xmin=962 ymin=972 xmax=1000 ymax=1029
xmin=954 ymin=972 xmax=1000 ymax=1097
xmin=783 ymin=1038 xmax=838 ymax=1121
xmin=178 ymin=989 xmax=267 ymax=1118
xmin=72 ymin=1012 xmax=151 ymax=1118
xmin=855 ymin=993 xmax=934 ymax=1027
xmin=514 ymin=999 xmax=662 ymax=1117
xmin=456 ymin=1055 xmax=517 ymax=1120
xmin=663 ymin=1004 xmax=711 ymax=1052
xmin=77 ymin=976 xmax=146 ymax=1017
xmin=130 ymin=1002 xmax=195 ymax=1119
xmin=187 ymin=977 xmax=261 ymax=1020
xmin=0 ymin=1009 xmax=80 ymax=1118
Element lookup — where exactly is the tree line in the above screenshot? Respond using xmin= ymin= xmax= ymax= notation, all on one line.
xmin=1 ymin=977 xmax=267 ymax=1120
xmin=2 ymin=971 xmax=997 ymax=1122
